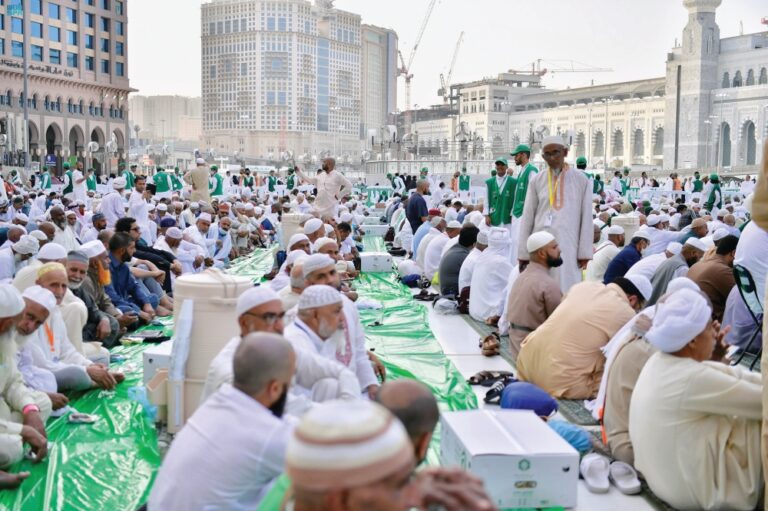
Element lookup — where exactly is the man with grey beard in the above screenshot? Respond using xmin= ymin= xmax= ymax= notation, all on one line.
xmin=0 ymin=285 xmax=51 ymax=484
xmin=66 ymin=251 xmax=121 ymax=349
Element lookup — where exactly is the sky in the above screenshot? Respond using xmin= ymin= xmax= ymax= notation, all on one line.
xmin=128 ymin=0 xmax=766 ymax=109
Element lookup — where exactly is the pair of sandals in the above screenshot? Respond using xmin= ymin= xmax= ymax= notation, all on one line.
xmin=580 ymin=453 xmax=642 ymax=495
xmin=479 ymin=333 xmax=501 ymax=357
xmin=467 ymin=370 xmax=514 ymax=387
xmin=413 ymin=289 xmax=440 ymax=302
xmin=482 ymin=375 xmax=518 ymax=405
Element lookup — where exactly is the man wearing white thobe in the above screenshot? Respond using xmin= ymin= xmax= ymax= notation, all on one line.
xmin=585 ymin=225 xmax=624 ymax=282
xmin=294 ymin=158 xmax=352 ymax=218
xmin=100 ymin=177 xmax=127 ymax=228
xmin=518 ymin=137 xmax=594 ymax=294
xmin=469 ymin=227 xmax=513 ymax=322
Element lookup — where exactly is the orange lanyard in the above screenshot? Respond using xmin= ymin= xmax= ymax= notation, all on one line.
xmin=547 ymin=166 xmax=567 ymax=211
xmin=43 ymin=322 xmax=55 ymax=353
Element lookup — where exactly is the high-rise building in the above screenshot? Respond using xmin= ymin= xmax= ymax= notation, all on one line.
xmin=129 ymin=95 xmax=202 ymax=144
xmin=0 ymin=0 xmax=131 ymax=175
xmin=201 ymin=0 xmax=373 ymax=164
xmin=360 ymin=24 xmax=398 ymax=146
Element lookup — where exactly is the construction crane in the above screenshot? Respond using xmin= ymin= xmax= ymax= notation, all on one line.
xmin=509 ymin=59 xmax=613 ymax=78
xmin=438 ymin=31 xmax=464 ymax=104
xmin=398 ymin=0 xmax=438 ymax=115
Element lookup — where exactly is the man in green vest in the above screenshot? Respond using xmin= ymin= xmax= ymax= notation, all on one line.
xmin=458 ymin=167 xmax=471 ymax=202
xmin=267 ymin=170 xmax=277 ymax=193
xmin=242 ymin=169 xmax=255 ymax=198
xmin=286 ymin=167 xmax=297 ymax=192
xmin=704 ymin=173 xmax=722 ymax=216
xmin=39 ymin=166 xmax=52 ymax=192
xmin=85 ymin=168 xmax=98 ymax=193
xmin=209 ymin=165 xmax=224 ymax=198
xmin=485 ymin=157 xmax=517 ymax=260
xmin=621 ymin=168 xmax=630 ymax=196
xmin=61 ymin=162 xmax=75 ymax=199
xmin=123 ymin=164 xmax=136 ymax=192
xmin=170 ymin=167 xmax=184 ymax=194
xmin=593 ymin=174 xmax=605 ymax=197
xmin=154 ymin=167 xmax=172 ymax=199
xmin=510 ymin=144 xmax=539 ymax=259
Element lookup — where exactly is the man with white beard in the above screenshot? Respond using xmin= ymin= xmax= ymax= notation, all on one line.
xmin=0 ymin=285 xmax=51 ymax=481
xmin=155 ymin=227 xmax=206 ymax=275
xmin=183 ymin=212 xmax=217 ymax=259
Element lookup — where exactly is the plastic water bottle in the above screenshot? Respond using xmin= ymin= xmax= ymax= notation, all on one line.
xmin=128 ymin=386 xmax=158 ymax=422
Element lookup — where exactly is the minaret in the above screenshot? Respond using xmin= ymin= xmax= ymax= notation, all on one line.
xmin=663 ymin=0 xmax=721 ymax=170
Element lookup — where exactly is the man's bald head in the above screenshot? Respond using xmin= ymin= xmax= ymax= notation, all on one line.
xmin=38 ymin=222 xmax=56 ymax=240
xmin=290 ymin=263 xmax=305 ymax=291
xmin=376 ymin=379 xmax=439 ymax=451
xmin=233 ymin=333 xmax=295 ymax=396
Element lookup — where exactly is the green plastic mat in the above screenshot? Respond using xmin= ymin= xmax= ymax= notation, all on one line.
xmin=362 ymin=235 xmax=387 ymax=252
xmin=225 ymin=246 xmax=277 ymax=283
xmin=0 ymin=344 xmax=160 ymax=511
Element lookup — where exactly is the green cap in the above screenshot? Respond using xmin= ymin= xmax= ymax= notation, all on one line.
xmin=386 ymin=173 xmax=393 ymax=178
xmin=494 ymin=157 xmax=508 ymax=166
xmin=420 ymin=167 xmax=429 ymax=174
xmin=576 ymin=156 xmax=587 ymax=166
xmin=510 ymin=144 xmax=531 ymax=156
xmin=461 ymin=167 xmax=467 ymax=172
xmin=709 ymin=173 xmax=719 ymax=182
xmin=288 ymin=167 xmax=295 ymax=173
xmin=174 ymin=167 xmax=180 ymax=172
xmin=62 ymin=162 xmax=70 ymax=169
xmin=211 ymin=165 xmax=218 ymax=171
xmin=157 ymin=166 xmax=164 ymax=171
xmin=491 ymin=169 xmax=497 ymax=177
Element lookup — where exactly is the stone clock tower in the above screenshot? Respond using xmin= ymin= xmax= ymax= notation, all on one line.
xmin=663 ymin=0 xmax=721 ymax=170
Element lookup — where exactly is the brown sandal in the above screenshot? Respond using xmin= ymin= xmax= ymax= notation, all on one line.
xmin=480 ymin=333 xmax=501 ymax=357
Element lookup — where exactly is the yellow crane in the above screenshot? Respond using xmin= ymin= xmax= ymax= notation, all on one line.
xmin=438 ymin=31 xmax=465 ymax=104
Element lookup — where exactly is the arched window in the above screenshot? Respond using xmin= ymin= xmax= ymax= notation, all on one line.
xmin=722 ymin=72 xmax=730 ymax=88
xmin=67 ymin=99 xmax=74 ymax=114
xmin=78 ymin=100 xmax=84 ymax=114
xmin=44 ymin=95 xmax=51 ymax=111
xmin=31 ymin=94 xmax=38 ymax=110
xmin=89 ymin=102 xmax=95 ymax=116
xmin=733 ymin=70 xmax=742 ymax=87
xmin=760 ymin=68 xmax=768 ymax=85
xmin=746 ymin=69 xmax=755 ymax=86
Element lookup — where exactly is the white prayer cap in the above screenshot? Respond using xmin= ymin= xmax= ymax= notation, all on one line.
xmin=65 ymin=210 xmax=76 ymax=217
xmin=541 ymin=135 xmax=566 ymax=149
xmin=237 ymin=225 xmax=249 ymax=234
xmin=196 ymin=157 xmax=206 ymax=165
xmin=665 ymin=241 xmax=682 ymax=256
xmin=599 ymin=204 xmax=609 ymax=211
xmin=80 ymin=240 xmax=107 ymax=259
xmin=593 ymin=219 xmax=606 ymax=228
xmin=286 ymin=400 xmax=413 ymax=491
xmin=166 ymin=227 xmax=183 ymax=240
xmin=297 ymin=192 xmax=306 ymax=199
xmin=606 ymin=225 xmax=625 ymax=235
xmin=397 ymin=259 xmax=421 ymax=277
xmin=646 ymin=214 xmax=661 ymax=227
xmin=14 ymin=213 xmax=28 ymax=223
xmin=197 ymin=212 xmax=212 ymax=223
xmin=324 ymin=224 xmax=335 ymax=235
xmin=476 ymin=231 xmax=489 ymax=245
xmin=112 ymin=177 xmax=127 ymax=189
xmin=190 ymin=202 xmax=200 ymax=210
xmin=526 ymin=231 xmax=555 ymax=253
xmin=148 ymin=203 xmax=156 ymax=212
xmin=0 ymin=284 xmax=25 ymax=318
xmin=21 ymin=285 xmax=56 ymax=315
xmin=645 ymin=288 xmax=711 ymax=353
xmin=297 ymin=284 xmax=342 ymax=310
xmin=430 ymin=216 xmax=444 ymax=227
xmin=659 ymin=214 xmax=671 ymax=223
xmin=625 ymin=274 xmax=652 ymax=301
xmin=155 ymin=203 xmax=168 ymax=212
xmin=38 ymin=242 xmax=67 ymax=261
xmin=29 ymin=230 xmax=48 ymax=242
xmin=667 ymin=277 xmax=700 ymax=294
xmin=488 ymin=226 xmax=510 ymax=248
xmin=339 ymin=212 xmax=354 ymax=223
xmin=244 ymin=203 xmax=255 ymax=211
xmin=713 ymin=228 xmax=730 ymax=242
xmin=236 ymin=286 xmax=281 ymax=317
xmin=288 ymin=233 xmax=310 ymax=249
xmin=304 ymin=218 xmax=324 ymax=235
xmin=446 ymin=220 xmax=462 ymax=229
xmin=302 ymin=254 xmax=335 ymax=278
xmin=716 ymin=209 xmax=726 ymax=218
xmin=314 ymin=237 xmax=337 ymax=251
xmin=632 ymin=228 xmax=651 ymax=242
xmin=684 ymin=237 xmax=707 ymax=252
xmin=13 ymin=235 xmax=39 ymax=255
xmin=286 ymin=250 xmax=309 ymax=267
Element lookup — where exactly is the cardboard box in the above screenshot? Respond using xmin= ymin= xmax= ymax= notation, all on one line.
xmin=142 ymin=341 xmax=174 ymax=386
xmin=361 ymin=224 xmax=390 ymax=237
xmin=361 ymin=216 xmax=385 ymax=225
xmin=360 ymin=252 xmax=393 ymax=272
xmin=440 ymin=410 xmax=578 ymax=509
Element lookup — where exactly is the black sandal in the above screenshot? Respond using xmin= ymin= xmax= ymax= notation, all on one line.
xmin=483 ymin=375 xmax=517 ymax=404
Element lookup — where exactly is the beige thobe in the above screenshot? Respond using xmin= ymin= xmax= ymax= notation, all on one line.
xmin=516 ymin=282 xmax=635 ymax=399
xmin=754 ymin=158 xmax=768 ymax=509
xmin=184 ymin=167 xmax=211 ymax=203
xmin=602 ymin=338 xmax=656 ymax=466
xmin=505 ymin=263 xmax=562 ymax=359
xmin=631 ymin=353 xmax=762 ymax=510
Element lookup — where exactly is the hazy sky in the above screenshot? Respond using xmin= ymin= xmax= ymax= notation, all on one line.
xmin=128 ymin=0 xmax=766 ymax=108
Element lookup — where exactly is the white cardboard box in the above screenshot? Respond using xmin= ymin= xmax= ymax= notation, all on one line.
xmin=361 ymin=224 xmax=390 ymax=237
xmin=142 ymin=341 xmax=174 ymax=386
xmin=440 ymin=409 xmax=579 ymax=509
xmin=360 ymin=216 xmax=385 ymax=225
xmin=360 ymin=252 xmax=393 ymax=272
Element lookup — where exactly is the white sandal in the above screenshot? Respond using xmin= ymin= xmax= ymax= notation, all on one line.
xmin=609 ymin=461 xmax=642 ymax=495
xmin=579 ymin=453 xmax=610 ymax=494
